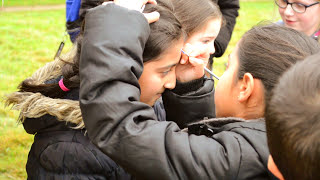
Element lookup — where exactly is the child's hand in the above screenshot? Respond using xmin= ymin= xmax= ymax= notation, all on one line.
xmin=113 ymin=0 xmax=159 ymax=23
xmin=175 ymin=43 xmax=209 ymax=83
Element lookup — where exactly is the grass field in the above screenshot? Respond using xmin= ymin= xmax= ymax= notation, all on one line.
xmin=213 ymin=1 xmax=280 ymax=75
xmin=0 ymin=8 xmax=69 ymax=179
xmin=0 ymin=1 xmax=279 ymax=179
xmin=1 ymin=0 xmax=64 ymax=7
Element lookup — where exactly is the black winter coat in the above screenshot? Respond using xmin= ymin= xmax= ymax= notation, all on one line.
xmin=79 ymin=5 xmax=272 ymax=180
xmin=23 ymin=88 xmax=132 ymax=180
xmin=213 ymin=0 xmax=239 ymax=57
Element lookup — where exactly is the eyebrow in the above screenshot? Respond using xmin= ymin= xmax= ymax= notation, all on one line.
xmin=160 ymin=53 xmax=183 ymax=69
xmin=159 ymin=62 xmax=178 ymax=70
xmin=201 ymin=36 xmax=216 ymax=39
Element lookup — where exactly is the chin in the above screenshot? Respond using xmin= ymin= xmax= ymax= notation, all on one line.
xmin=151 ymin=96 xmax=162 ymax=106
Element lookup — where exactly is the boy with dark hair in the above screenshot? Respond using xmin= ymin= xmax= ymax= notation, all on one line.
xmin=265 ymin=52 xmax=320 ymax=180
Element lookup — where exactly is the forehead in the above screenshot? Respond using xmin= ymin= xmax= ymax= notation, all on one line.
xmin=189 ymin=18 xmax=222 ymax=39
xmin=145 ymin=38 xmax=184 ymax=67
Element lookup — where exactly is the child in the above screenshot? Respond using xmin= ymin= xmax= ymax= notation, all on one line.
xmin=79 ymin=2 xmax=320 ymax=178
xmin=266 ymin=52 xmax=320 ymax=180
xmin=6 ymin=0 xmax=207 ymax=178
xmin=275 ymin=0 xmax=320 ymax=41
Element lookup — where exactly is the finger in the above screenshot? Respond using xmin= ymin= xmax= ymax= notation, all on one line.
xmin=180 ymin=50 xmax=189 ymax=64
xmin=144 ymin=11 xmax=160 ymax=23
xmin=147 ymin=0 xmax=157 ymax=4
xmin=189 ymin=57 xmax=205 ymax=66
xmin=183 ymin=43 xmax=194 ymax=56
xmin=180 ymin=56 xmax=187 ymax=64
xmin=142 ymin=0 xmax=148 ymax=5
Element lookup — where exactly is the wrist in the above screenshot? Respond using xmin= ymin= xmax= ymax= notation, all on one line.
xmin=172 ymin=76 xmax=205 ymax=95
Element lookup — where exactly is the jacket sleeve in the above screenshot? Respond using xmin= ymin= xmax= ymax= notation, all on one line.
xmin=213 ymin=0 xmax=239 ymax=57
xmin=162 ymin=77 xmax=216 ymax=128
xmin=80 ymin=4 xmax=240 ymax=180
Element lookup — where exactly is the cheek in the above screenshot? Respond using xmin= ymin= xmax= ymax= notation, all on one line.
xmin=139 ymin=74 xmax=163 ymax=98
xmin=214 ymin=83 xmax=227 ymax=117
xmin=278 ymin=8 xmax=287 ymax=18
xmin=300 ymin=13 xmax=319 ymax=27
xmin=215 ymin=75 xmax=228 ymax=110
xmin=278 ymin=8 xmax=283 ymax=16
xmin=214 ymin=71 xmax=238 ymax=117
xmin=203 ymin=45 xmax=212 ymax=58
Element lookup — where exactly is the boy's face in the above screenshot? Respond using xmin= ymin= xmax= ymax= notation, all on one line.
xmin=138 ymin=39 xmax=184 ymax=106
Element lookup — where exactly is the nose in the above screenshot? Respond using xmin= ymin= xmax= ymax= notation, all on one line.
xmin=164 ymin=70 xmax=176 ymax=90
xmin=284 ymin=4 xmax=294 ymax=16
xmin=208 ymin=43 xmax=215 ymax=55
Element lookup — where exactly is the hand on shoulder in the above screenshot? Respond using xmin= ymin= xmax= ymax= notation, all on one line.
xmin=104 ymin=0 xmax=160 ymax=23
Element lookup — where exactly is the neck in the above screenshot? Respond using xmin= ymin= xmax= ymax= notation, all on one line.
xmin=237 ymin=105 xmax=264 ymax=120
xmin=238 ymin=89 xmax=265 ymax=120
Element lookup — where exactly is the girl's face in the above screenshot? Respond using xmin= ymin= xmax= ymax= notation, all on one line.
xmin=214 ymin=42 xmax=241 ymax=117
xmin=184 ymin=18 xmax=222 ymax=60
xmin=278 ymin=0 xmax=320 ymax=36
xmin=139 ymin=39 xmax=184 ymax=106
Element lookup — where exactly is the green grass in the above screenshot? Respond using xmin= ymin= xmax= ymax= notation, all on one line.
xmin=0 ymin=1 xmax=277 ymax=179
xmin=2 ymin=0 xmax=64 ymax=7
xmin=0 ymin=115 xmax=33 ymax=179
xmin=213 ymin=0 xmax=280 ymax=76
xmin=0 ymin=8 xmax=71 ymax=179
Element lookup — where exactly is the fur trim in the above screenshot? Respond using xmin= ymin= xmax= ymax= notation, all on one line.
xmin=5 ymin=45 xmax=85 ymax=129
xmin=5 ymin=92 xmax=84 ymax=129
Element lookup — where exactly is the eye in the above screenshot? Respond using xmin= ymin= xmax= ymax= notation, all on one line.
xmin=162 ymin=70 xmax=171 ymax=75
xmin=295 ymin=3 xmax=306 ymax=8
xmin=161 ymin=68 xmax=173 ymax=76
xmin=202 ymin=40 xmax=211 ymax=44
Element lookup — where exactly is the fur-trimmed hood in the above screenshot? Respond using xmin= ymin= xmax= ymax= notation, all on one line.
xmin=5 ymin=48 xmax=85 ymax=129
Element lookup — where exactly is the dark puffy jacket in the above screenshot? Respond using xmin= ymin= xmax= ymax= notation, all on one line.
xmin=154 ymin=77 xmax=216 ymax=123
xmin=23 ymin=88 xmax=132 ymax=180
xmin=79 ymin=5 xmax=272 ymax=179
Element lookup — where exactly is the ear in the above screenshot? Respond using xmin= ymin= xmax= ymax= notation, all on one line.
xmin=238 ymin=73 xmax=254 ymax=102
xmin=268 ymin=155 xmax=285 ymax=180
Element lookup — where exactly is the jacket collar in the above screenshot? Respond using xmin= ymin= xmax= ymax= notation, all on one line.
xmin=186 ymin=117 xmax=264 ymax=136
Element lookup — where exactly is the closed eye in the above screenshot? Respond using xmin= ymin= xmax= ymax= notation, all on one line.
xmin=162 ymin=69 xmax=171 ymax=75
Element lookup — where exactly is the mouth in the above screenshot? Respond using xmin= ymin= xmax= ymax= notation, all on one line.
xmin=285 ymin=19 xmax=296 ymax=25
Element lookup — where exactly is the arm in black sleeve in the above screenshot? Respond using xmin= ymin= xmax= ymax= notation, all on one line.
xmin=213 ymin=0 xmax=239 ymax=57
xmin=80 ymin=4 xmax=239 ymax=180
xmin=162 ymin=77 xmax=216 ymax=128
